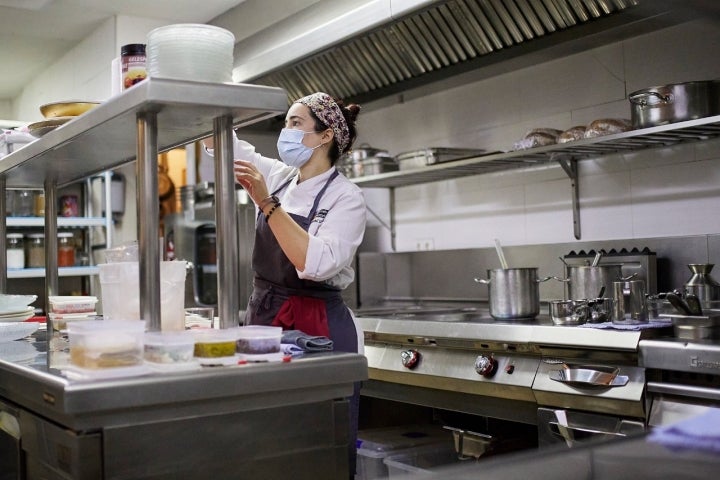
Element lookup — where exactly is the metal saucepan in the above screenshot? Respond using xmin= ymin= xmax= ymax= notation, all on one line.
xmin=628 ymin=80 xmax=720 ymax=128
xmin=474 ymin=267 xmax=552 ymax=320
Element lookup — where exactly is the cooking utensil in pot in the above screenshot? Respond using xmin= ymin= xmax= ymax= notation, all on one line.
xmin=667 ymin=292 xmax=693 ymax=316
xmin=475 ymin=268 xmax=553 ymax=320
xmin=591 ymin=251 xmax=603 ymax=267
xmin=628 ymin=80 xmax=720 ymax=128
xmin=685 ymin=294 xmax=703 ymax=316
xmin=494 ymin=238 xmax=509 ymax=269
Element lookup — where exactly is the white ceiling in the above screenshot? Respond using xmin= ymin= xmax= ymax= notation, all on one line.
xmin=0 ymin=0 xmax=248 ymax=100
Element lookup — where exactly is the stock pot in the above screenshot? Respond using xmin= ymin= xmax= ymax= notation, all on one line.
xmin=474 ymin=268 xmax=552 ymax=320
xmin=563 ymin=264 xmax=625 ymax=301
xmin=628 ymin=80 xmax=720 ymax=128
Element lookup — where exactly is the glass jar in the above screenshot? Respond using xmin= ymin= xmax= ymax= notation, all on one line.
xmin=6 ymin=233 xmax=25 ymax=269
xmin=58 ymin=232 xmax=76 ymax=267
xmin=26 ymin=233 xmax=45 ymax=268
xmin=13 ymin=190 xmax=35 ymax=217
xmin=121 ymin=43 xmax=147 ymax=90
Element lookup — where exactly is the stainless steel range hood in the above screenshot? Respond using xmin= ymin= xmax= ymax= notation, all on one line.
xmin=232 ymin=0 xmax=700 ymax=106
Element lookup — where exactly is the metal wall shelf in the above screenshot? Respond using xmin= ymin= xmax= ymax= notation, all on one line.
xmin=0 ymin=79 xmax=289 ymax=328
xmin=7 ymin=266 xmax=99 ymax=279
xmin=351 ymin=114 xmax=720 ymax=241
xmin=351 ymin=115 xmax=720 ymax=189
xmin=6 ymin=217 xmax=107 ymax=228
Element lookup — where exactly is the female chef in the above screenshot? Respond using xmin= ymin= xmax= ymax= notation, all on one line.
xmin=210 ymin=92 xmax=365 ymax=477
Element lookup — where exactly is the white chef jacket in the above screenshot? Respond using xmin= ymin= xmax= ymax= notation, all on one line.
xmin=225 ymin=138 xmax=366 ymax=290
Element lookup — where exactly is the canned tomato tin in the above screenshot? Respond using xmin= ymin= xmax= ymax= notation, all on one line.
xmin=60 ymin=195 xmax=79 ymax=217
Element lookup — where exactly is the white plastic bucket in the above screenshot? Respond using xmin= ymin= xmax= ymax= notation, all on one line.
xmin=98 ymin=261 xmax=188 ymax=331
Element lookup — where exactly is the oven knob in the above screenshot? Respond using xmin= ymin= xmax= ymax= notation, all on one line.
xmin=475 ymin=355 xmax=498 ymax=378
xmin=401 ymin=349 xmax=420 ymax=369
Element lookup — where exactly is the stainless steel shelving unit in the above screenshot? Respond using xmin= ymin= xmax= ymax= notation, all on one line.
xmin=0 ymin=78 xmax=288 ymax=330
xmin=352 ymin=115 xmax=720 ymax=240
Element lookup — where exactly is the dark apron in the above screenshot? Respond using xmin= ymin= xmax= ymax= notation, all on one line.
xmin=244 ymin=169 xmax=360 ymax=477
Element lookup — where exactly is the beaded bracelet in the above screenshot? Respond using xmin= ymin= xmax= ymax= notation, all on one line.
xmin=264 ymin=201 xmax=281 ymax=221
xmin=258 ymin=194 xmax=279 ymax=211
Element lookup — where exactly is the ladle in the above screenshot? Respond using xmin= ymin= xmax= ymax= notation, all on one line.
xmin=591 ymin=251 xmax=603 ymax=267
xmin=494 ymin=238 xmax=509 ymax=269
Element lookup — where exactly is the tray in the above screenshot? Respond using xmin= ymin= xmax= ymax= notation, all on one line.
xmin=395 ymin=147 xmax=486 ymax=170
xmin=549 ymin=364 xmax=629 ymax=388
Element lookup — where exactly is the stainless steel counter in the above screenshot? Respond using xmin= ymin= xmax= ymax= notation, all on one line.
xmin=0 ymin=331 xmax=367 ymax=479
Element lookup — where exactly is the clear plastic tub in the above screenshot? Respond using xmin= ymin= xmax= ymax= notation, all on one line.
xmin=98 ymin=261 xmax=187 ymax=331
xmin=193 ymin=328 xmax=239 ymax=362
xmin=356 ymin=424 xmax=454 ymax=480
xmin=67 ymin=320 xmax=145 ymax=369
xmin=48 ymin=295 xmax=98 ymax=314
xmin=235 ymin=325 xmax=281 ymax=354
xmin=144 ymin=331 xmax=195 ymax=364
xmin=49 ymin=312 xmax=98 ymax=332
xmin=384 ymin=446 xmax=461 ymax=478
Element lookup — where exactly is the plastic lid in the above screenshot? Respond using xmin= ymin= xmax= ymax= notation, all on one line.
xmin=27 ymin=233 xmax=44 ymax=238
xmin=6 ymin=233 xmax=23 ymax=238
xmin=58 ymin=232 xmax=74 ymax=238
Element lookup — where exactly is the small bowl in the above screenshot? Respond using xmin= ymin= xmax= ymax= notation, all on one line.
xmin=40 ymin=101 xmax=100 ymax=118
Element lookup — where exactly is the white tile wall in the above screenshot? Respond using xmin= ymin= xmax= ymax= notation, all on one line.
xmin=358 ymin=19 xmax=720 ymax=253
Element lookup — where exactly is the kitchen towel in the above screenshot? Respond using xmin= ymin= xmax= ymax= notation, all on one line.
xmin=647 ymin=409 xmax=720 ymax=453
xmin=578 ymin=319 xmax=671 ymax=330
xmin=280 ymin=343 xmax=304 ymax=356
xmin=281 ymin=329 xmax=333 ymax=352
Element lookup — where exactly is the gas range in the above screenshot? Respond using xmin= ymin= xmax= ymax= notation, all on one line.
xmin=357 ymin=305 xmax=655 ymax=424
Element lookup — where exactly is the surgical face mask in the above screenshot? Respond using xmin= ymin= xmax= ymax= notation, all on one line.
xmin=276 ymin=128 xmax=324 ymax=168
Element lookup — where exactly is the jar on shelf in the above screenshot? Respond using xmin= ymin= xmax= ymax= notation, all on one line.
xmin=6 ymin=233 xmax=25 ymax=269
xmin=13 ymin=190 xmax=35 ymax=217
xmin=26 ymin=233 xmax=45 ymax=268
xmin=58 ymin=232 xmax=76 ymax=267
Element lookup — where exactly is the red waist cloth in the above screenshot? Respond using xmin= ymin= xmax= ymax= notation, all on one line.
xmin=271 ymin=296 xmax=329 ymax=337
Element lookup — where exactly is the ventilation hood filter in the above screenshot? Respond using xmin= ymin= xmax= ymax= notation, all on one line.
xmin=233 ymin=0 xmax=697 ymax=106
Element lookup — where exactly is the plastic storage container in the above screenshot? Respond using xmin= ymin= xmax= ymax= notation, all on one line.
xmin=48 ymin=296 xmax=98 ymax=314
xmin=356 ymin=425 xmax=454 ymax=480
xmin=144 ymin=331 xmax=195 ymax=364
xmin=67 ymin=320 xmax=145 ymax=369
xmin=98 ymin=261 xmax=187 ymax=331
xmin=384 ymin=446 xmax=461 ymax=478
xmin=192 ymin=328 xmax=239 ymax=365
xmin=235 ymin=325 xmax=282 ymax=354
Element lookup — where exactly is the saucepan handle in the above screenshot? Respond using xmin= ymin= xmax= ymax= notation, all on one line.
xmin=474 ymin=277 xmax=491 ymax=285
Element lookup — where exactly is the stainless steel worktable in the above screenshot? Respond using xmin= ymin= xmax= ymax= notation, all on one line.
xmin=0 ymin=331 xmax=367 ymax=479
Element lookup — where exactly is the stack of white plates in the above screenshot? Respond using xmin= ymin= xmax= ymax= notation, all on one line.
xmin=147 ymin=24 xmax=235 ymax=83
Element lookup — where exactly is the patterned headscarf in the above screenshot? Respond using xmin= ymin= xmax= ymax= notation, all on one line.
xmin=295 ymin=92 xmax=350 ymax=154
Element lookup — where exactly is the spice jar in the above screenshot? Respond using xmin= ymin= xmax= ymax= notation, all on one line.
xmin=121 ymin=43 xmax=147 ymax=90
xmin=58 ymin=232 xmax=75 ymax=267
xmin=26 ymin=233 xmax=45 ymax=268
xmin=6 ymin=233 xmax=25 ymax=269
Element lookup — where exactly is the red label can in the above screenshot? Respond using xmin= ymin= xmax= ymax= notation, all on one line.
xmin=60 ymin=195 xmax=79 ymax=217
